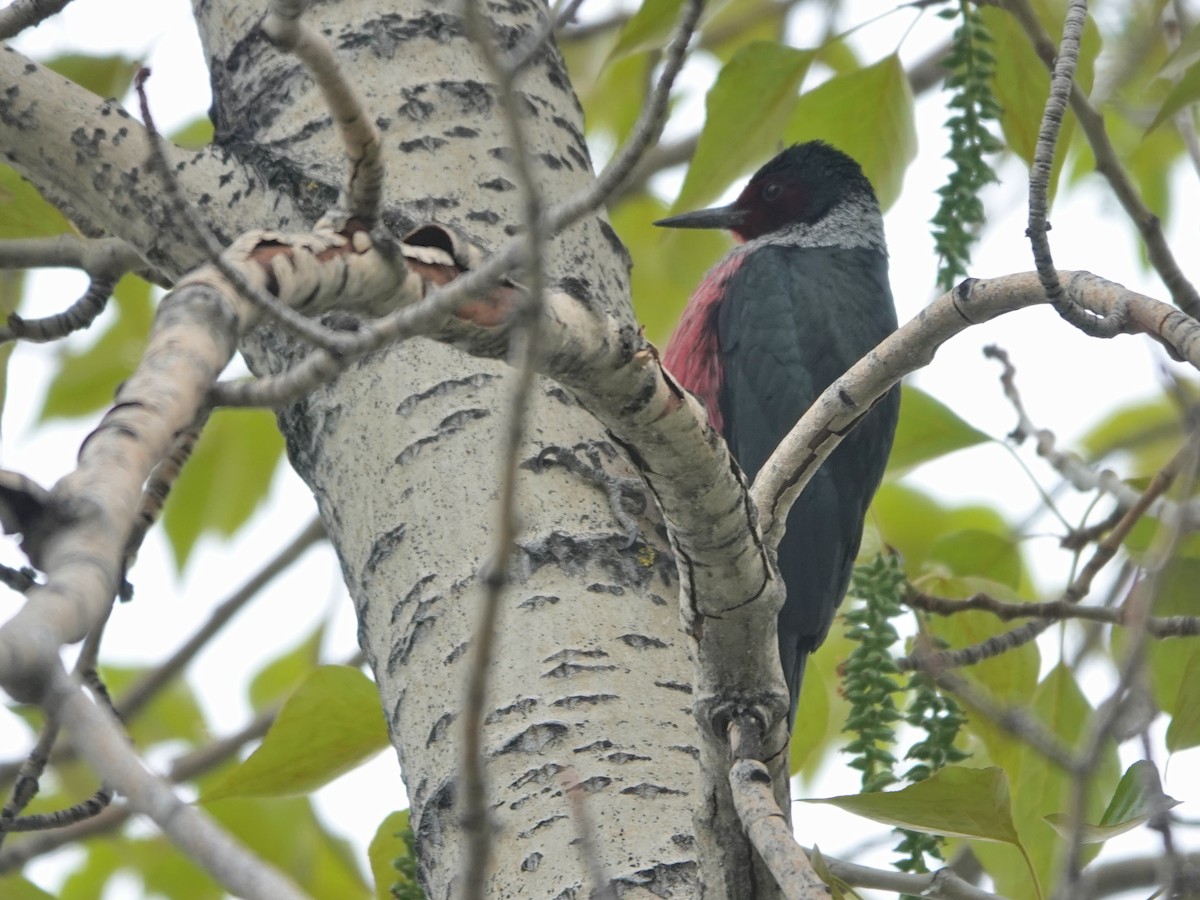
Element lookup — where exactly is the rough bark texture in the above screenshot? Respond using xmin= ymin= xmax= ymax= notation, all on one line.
xmin=193 ymin=1 xmax=706 ymax=896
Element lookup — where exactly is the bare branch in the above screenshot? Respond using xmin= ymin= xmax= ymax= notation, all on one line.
xmin=1 ymin=275 xmax=117 ymax=344
xmin=0 ymin=0 xmax=74 ymax=40
xmin=0 ymin=235 xmax=152 ymax=282
xmin=905 ymin=588 xmax=1200 ymax=638
xmin=261 ymin=0 xmax=384 ymax=225
xmin=457 ymin=0 xmax=552 ymax=891
xmin=1001 ymin=0 xmax=1200 ymax=319
xmin=1025 ymin=0 xmax=1126 ymax=337
xmin=728 ymin=758 xmax=826 ymax=899
xmin=820 ymin=849 xmax=1006 ymax=900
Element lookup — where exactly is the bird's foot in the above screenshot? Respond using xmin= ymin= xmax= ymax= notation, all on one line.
xmin=532 ymin=442 xmax=647 ymax=548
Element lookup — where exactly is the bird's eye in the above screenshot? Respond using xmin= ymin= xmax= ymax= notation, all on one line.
xmin=763 ymin=182 xmax=783 ymax=202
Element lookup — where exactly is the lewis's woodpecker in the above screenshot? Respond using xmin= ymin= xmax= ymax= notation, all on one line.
xmin=657 ymin=141 xmax=900 ymax=726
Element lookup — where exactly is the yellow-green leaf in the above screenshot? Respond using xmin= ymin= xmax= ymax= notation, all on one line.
xmin=162 ymin=407 xmax=285 ymax=568
xmin=249 ymin=622 xmax=326 ymax=712
xmin=1167 ymin=649 xmax=1200 ymax=752
xmin=369 ymin=810 xmax=417 ymax=900
xmin=979 ymin=1 xmax=1101 ymax=201
xmin=1045 ymin=760 xmax=1179 ymax=843
xmin=670 ymin=42 xmax=815 ymax=215
xmin=783 ymin=55 xmax=917 ymax=210
xmin=202 ymin=666 xmax=388 ymax=802
xmin=171 ymin=116 xmax=215 ymax=150
xmin=887 ymin=385 xmax=990 ymax=475
xmin=44 ymin=53 xmax=138 ymax=99
xmin=610 ymin=0 xmax=731 ymax=59
xmin=0 ymin=876 xmax=57 ymax=900
xmin=40 ymin=274 xmax=153 ymax=420
xmin=616 ymin=193 xmax=729 ymax=346
xmin=206 ymin=795 xmax=371 ymax=899
xmin=929 ymin=529 xmax=1024 ymax=591
xmin=1148 ymin=59 xmax=1200 ymax=133
xmin=0 ymin=165 xmax=71 ymax=240
xmin=806 ymin=765 xmax=1023 ymax=845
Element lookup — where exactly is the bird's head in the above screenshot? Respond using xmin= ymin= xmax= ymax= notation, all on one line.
xmin=654 ymin=141 xmax=878 ymax=243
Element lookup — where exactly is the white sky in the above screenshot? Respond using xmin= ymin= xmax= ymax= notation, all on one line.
xmin=2 ymin=1 xmax=1198 ymax=898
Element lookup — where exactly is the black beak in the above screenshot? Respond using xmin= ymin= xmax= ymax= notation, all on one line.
xmin=654 ymin=202 xmax=745 ymax=231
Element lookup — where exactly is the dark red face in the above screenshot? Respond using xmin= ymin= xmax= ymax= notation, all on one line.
xmin=654 ymin=142 xmax=876 ymax=242
xmin=727 ymin=141 xmax=874 ymax=241
xmin=730 ymin=175 xmax=812 ymax=242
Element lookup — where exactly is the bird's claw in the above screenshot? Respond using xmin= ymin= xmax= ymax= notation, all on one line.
xmin=533 ymin=443 xmax=647 ymax=547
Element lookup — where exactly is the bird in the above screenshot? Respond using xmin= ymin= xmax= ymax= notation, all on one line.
xmin=656 ymin=141 xmax=900 ymax=728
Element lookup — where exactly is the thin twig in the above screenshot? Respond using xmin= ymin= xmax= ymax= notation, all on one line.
xmin=261 ymin=0 xmax=384 ymax=225
xmin=1 ymin=275 xmax=118 ymax=344
xmin=0 ymin=518 xmax=325 ymax=783
xmin=1025 ymin=0 xmax=1127 ymax=337
xmin=1002 ymin=0 xmax=1200 ymax=318
xmin=904 ymin=588 xmax=1200 ymax=637
xmin=210 ymin=0 xmax=704 ymax=411
xmin=457 ymin=0 xmax=550 ymax=892
xmin=134 ymin=68 xmax=364 ymax=355
xmin=901 ymin=424 xmax=1185 ymax=671
xmin=1059 ymin=432 xmax=1200 ymax=897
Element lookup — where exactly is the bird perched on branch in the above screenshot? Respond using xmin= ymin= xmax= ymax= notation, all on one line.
xmin=656 ymin=141 xmax=900 ymax=727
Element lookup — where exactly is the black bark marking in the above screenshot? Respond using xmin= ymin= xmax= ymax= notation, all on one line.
xmin=480 ymin=176 xmax=516 ymax=192
xmin=496 ymin=721 xmax=569 ymax=754
xmin=490 ymin=697 xmax=538 ymax=719
xmin=605 ymin=751 xmax=652 ymax=764
xmin=655 ymin=681 xmax=693 ymax=694
xmin=550 ymin=693 xmax=618 ymax=708
xmin=620 ymin=783 xmax=685 ymax=798
xmin=510 ymin=762 xmax=564 ymax=789
xmin=517 ymin=593 xmax=560 ymax=611
xmin=542 ymin=662 xmax=619 ymax=679
xmin=426 ymin=712 xmax=456 ymax=748
xmin=395 ymin=408 xmax=490 ymax=464
xmin=618 ymin=634 xmax=668 ymax=650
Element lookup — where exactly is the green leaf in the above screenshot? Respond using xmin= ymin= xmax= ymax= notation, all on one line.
xmin=789 ymin=642 xmax=830 ymax=776
xmin=171 ymin=116 xmax=215 ymax=150
xmin=1166 ymin=649 xmax=1200 ymax=752
xmin=887 ymin=385 xmax=990 ymax=475
xmin=44 ymin=53 xmax=138 ymax=99
xmin=1126 ymin=558 xmax=1200 ymax=730
xmin=369 ymin=810 xmax=418 ymax=900
xmin=610 ymin=0 xmax=730 ymax=59
xmin=162 ymin=407 xmax=285 ymax=568
xmin=807 ymin=765 xmax=1024 ymax=845
xmin=206 ymin=794 xmax=371 ymax=899
xmin=249 ymin=622 xmax=326 ymax=712
xmin=972 ymin=664 xmax=1119 ymax=899
xmin=40 ymin=274 xmax=154 ymax=420
xmin=870 ymin=482 xmax=1012 ymax=576
xmin=202 ymin=666 xmax=388 ymax=802
xmin=0 ymin=876 xmax=57 ymax=900
xmin=929 ymin=529 xmax=1024 ymax=591
xmin=670 ymin=42 xmax=815 ymax=215
xmin=1044 ymin=760 xmax=1179 ymax=843
xmin=979 ymin=1 xmax=1101 ymax=201
xmin=0 ymin=165 xmax=71 ymax=240
xmin=614 ymin=193 xmax=729 ymax=346
xmin=101 ymin=664 xmax=209 ymax=748
xmin=1148 ymin=59 xmax=1200 ymax=133
xmin=783 ymin=54 xmax=917 ymax=209
xmin=1158 ymin=21 xmax=1200 ymax=80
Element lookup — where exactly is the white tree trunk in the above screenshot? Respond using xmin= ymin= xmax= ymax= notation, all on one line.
xmin=196 ymin=1 xmax=709 ymax=896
